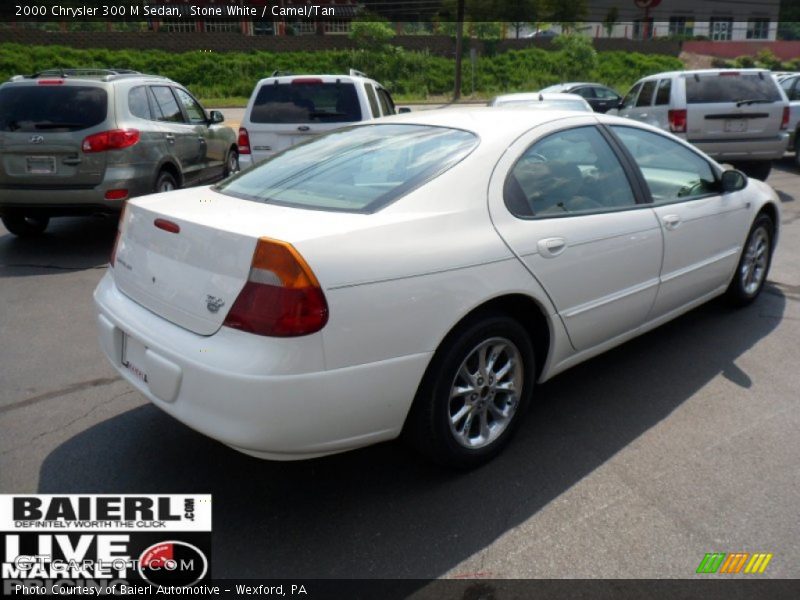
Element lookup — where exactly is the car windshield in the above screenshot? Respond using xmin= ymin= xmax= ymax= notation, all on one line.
xmin=686 ymin=73 xmax=781 ymax=104
xmin=250 ymin=81 xmax=362 ymax=123
xmin=217 ymin=124 xmax=479 ymax=212
xmin=0 ymin=85 xmax=108 ymax=132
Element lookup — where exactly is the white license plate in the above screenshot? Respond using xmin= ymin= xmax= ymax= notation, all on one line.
xmin=26 ymin=156 xmax=56 ymax=174
xmin=122 ymin=333 xmax=148 ymax=384
xmin=724 ymin=120 xmax=748 ymax=133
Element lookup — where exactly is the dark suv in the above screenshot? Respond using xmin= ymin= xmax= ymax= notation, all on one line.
xmin=0 ymin=69 xmax=238 ymax=236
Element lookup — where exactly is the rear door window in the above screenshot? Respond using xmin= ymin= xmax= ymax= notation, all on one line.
xmin=250 ymin=81 xmax=362 ymax=124
xmin=620 ymin=83 xmax=642 ymax=110
xmin=686 ymin=73 xmax=781 ymax=104
xmin=150 ymin=86 xmax=185 ymax=123
xmin=0 ymin=85 xmax=107 ymax=132
xmin=377 ymin=88 xmax=396 ymax=116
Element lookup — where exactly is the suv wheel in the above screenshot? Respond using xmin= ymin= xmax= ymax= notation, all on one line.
xmin=155 ymin=171 xmax=178 ymax=193
xmin=1 ymin=214 xmax=50 ymax=237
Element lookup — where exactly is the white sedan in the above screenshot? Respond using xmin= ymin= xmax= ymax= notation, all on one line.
xmin=488 ymin=92 xmax=593 ymax=112
xmin=95 ymin=108 xmax=780 ymax=468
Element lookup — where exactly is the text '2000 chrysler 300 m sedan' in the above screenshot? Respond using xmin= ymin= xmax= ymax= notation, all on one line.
xmin=94 ymin=108 xmax=780 ymax=468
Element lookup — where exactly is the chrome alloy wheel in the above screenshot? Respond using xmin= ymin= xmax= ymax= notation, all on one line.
xmin=448 ymin=337 xmax=523 ymax=449
xmin=741 ymin=226 xmax=769 ymax=296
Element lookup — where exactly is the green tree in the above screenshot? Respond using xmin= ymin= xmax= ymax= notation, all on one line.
xmin=552 ymin=34 xmax=596 ymax=79
xmin=349 ymin=20 xmax=395 ymax=51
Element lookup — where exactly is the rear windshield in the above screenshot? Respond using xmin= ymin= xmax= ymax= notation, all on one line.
xmin=686 ymin=73 xmax=781 ymax=104
xmin=0 ymin=85 xmax=107 ymax=132
xmin=216 ymin=124 xmax=478 ymax=213
xmin=250 ymin=81 xmax=362 ymax=124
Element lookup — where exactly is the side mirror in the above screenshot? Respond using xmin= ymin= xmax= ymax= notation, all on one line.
xmin=398 ymin=107 xmax=412 ymax=114
xmin=721 ymin=169 xmax=747 ymax=193
xmin=209 ymin=110 xmax=225 ymax=124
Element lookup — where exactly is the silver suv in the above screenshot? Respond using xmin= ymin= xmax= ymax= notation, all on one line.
xmin=777 ymin=72 xmax=800 ymax=167
xmin=239 ymin=69 xmax=404 ymax=168
xmin=615 ymin=69 xmax=789 ymax=180
xmin=0 ymin=69 xmax=238 ymax=236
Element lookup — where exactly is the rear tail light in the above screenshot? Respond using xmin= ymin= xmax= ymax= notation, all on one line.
xmin=237 ymin=127 xmax=251 ymax=155
xmin=110 ymin=204 xmax=128 ymax=268
xmin=781 ymin=106 xmax=790 ymax=130
xmin=291 ymin=78 xmax=323 ymax=85
xmin=104 ymin=189 xmax=129 ymax=201
xmin=223 ymin=237 xmax=328 ymax=337
xmin=82 ymin=129 xmax=140 ymax=153
xmin=668 ymin=109 xmax=687 ymax=133
xmin=38 ymin=79 xmax=64 ymax=85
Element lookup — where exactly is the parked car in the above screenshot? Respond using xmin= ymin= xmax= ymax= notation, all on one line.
xmin=488 ymin=92 xmax=593 ymax=112
xmin=95 ymin=108 xmax=779 ymax=468
xmin=777 ymin=72 xmax=800 ymax=167
xmin=0 ymin=69 xmax=238 ymax=237
xmin=539 ymin=82 xmax=622 ymax=113
xmin=238 ymin=69 xmax=404 ymax=168
xmin=614 ymin=69 xmax=789 ymax=180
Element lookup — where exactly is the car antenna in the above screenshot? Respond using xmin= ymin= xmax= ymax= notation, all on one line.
xmin=539 ymin=93 xmax=544 ymax=101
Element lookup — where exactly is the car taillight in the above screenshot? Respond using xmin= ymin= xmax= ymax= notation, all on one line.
xmin=38 ymin=79 xmax=64 ymax=85
xmin=110 ymin=204 xmax=128 ymax=268
xmin=668 ymin=109 xmax=687 ymax=133
xmin=223 ymin=237 xmax=328 ymax=337
xmin=82 ymin=129 xmax=140 ymax=153
xmin=237 ymin=127 xmax=251 ymax=155
xmin=781 ymin=106 xmax=790 ymax=130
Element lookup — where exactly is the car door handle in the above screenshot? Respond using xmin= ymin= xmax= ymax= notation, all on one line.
xmin=662 ymin=214 xmax=681 ymax=230
xmin=538 ymin=237 xmax=567 ymax=258
xmin=164 ymin=134 xmax=175 ymax=143
xmin=62 ymin=157 xmax=81 ymax=165
xmin=297 ymin=126 xmax=310 ymax=132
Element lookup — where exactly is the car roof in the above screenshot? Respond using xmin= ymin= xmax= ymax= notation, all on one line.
xmin=638 ymin=68 xmax=774 ymax=80
xmin=255 ymin=74 xmax=383 ymax=87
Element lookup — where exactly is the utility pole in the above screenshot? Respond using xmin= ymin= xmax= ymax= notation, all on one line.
xmin=453 ymin=0 xmax=465 ymax=100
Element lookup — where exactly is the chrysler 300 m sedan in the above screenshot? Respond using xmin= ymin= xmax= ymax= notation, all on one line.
xmin=94 ymin=108 xmax=780 ymax=468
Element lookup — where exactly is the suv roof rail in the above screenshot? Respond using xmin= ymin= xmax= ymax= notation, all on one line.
xmin=271 ymin=70 xmax=294 ymax=77
xmin=29 ymin=68 xmax=141 ymax=78
xmin=349 ymin=69 xmax=367 ymax=78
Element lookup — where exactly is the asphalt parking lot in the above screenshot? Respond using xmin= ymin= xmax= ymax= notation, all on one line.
xmin=1 ymin=158 xmax=798 ymax=581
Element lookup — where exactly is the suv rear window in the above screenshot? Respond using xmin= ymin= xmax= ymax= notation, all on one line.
xmin=216 ymin=124 xmax=477 ymax=213
xmin=0 ymin=85 xmax=107 ymax=132
xmin=686 ymin=73 xmax=781 ymax=104
xmin=250 ymin=82 xmax=362 ymax=124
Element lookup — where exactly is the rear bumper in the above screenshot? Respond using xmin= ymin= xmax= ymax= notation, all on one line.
xmin=0 ymin=166 xmax=154 ymax=215
xmin=688 ymin=133 xmax=789 ymax=161
xmin=93 ymin=272 xmax=427 ymax=460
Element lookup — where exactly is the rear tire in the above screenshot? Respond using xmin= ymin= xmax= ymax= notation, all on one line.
xmin=403 ymin=313 xmax=535 ymax=469
xmin=224 ymin=149 xmax=239 ymax=178
xmin=725 ymin=213 xmax=774 ymax=306
xmin=1 ymin=214 xmax=50 ymax=237
xmin=154 ymin=171 xmax=178 ymax=193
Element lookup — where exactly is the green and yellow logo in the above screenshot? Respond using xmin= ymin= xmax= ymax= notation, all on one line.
xmin=696 ymin=552 xmax=773 ymax=574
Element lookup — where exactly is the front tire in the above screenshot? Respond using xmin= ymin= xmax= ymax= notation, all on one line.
xmin=725 ymin=213 xmax=774 ymax=306
xmin=1 ymin=214 xmax=50 ymax=237
xmin=403 ymin=314 xmax=535 ymax=469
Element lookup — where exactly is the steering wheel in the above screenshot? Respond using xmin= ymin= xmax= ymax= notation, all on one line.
xmin=677 ymin=180 xmax=706 ymax=198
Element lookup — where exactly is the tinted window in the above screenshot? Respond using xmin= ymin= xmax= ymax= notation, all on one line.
xmin=250 ymin=82 xmax=362 ymax=124
xmin=573 ymin=87 xmax=595 ymax=98
xmin=364 ymin=83 xmax=380 ymax=118
xmin=151 ymin=86 xmax=184 ymax=123
xmin=0 ymin=85 xmax=107 ymax=132
xmin=217 ymin=124 xmax=477 ymax=212
xmin=128 ymin=86 xmax=151 ymax=120
xmin=655 ymin=79 xmax=671 ymax=105
xmin=636 ymin=81 xmax=657 ymax=107
xmin=612 ymin=126 xmax=717 ymax=203
xmin=686 ymin=73 xmax=781 ymax=104
xmin=594 ymin=86 xmax=619 ymax=100
xmin=174 ymin=88 xmax=206 ymax=124
xmin=377 ymin=88 xmax=396 ymax=116
xmin=504 ymin=126 xmax=636 ymax=218
xmin=620 ymin=83 xmax=642 ymax=109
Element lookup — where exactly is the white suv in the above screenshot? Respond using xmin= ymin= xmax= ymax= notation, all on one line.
xmin=238 ymin=70 xmax=403 ymax=168
xmin=615 ymin=69 xmax=789 ymax=180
